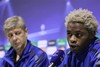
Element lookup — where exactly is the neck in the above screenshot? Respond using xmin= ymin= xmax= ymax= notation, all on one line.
xmin=15 ymin=41 xmax=27 ymax=61
xmin=16 ymin=54 xmax=20 ymax=61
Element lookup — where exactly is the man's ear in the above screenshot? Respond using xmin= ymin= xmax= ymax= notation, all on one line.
xmin=89 ymin=31 xmax=95 ymax=40
xmin=25 ymin=28 xmax=28 ymax=32
xmin=25 ymin=28 xmax=28 ymax=36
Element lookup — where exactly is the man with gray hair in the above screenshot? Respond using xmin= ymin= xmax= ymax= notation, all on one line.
xmin=59 ymin=8 xmax=100 ymax=67
xmin=0 ymin=16 xmax=49 ymax=67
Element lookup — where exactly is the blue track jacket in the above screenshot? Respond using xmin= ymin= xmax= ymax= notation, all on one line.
xmin=0 ymin=40 xmax=49 ymax=67
xmin=59 ymin=37 xmax=100 ymax=67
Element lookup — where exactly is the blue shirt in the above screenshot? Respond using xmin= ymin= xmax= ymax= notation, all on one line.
xmin=0 ymin=40 xmax=49 ymax=67
xmin=59 ymin=37 xmax=100 ymax=67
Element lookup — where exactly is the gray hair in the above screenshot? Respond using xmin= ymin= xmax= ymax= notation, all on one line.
xmin=65 ymin=8 xmax=98 ymax=34
xmin=4 ymin=16 xmax=26 ymax=32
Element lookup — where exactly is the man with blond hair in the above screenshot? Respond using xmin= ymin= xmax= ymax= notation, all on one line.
xmin=0 ymin=16 xmax=49 ymax=67
xmin=59 ymin=8 xmax=100 ymax=67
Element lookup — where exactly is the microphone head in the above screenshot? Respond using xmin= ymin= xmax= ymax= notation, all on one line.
xmin=50 ymin=50 xmax=65 ymax=66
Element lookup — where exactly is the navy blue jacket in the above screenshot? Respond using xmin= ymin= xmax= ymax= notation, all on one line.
xmin=59 ymin=37 xmax=100 ymax=67
xmin=0 ymin=40 xmax=49 ymax=67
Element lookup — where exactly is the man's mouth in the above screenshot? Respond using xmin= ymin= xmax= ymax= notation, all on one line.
xmin=70 ymin=44 xmax=78 ymax=48
xmin=13 ymin=42 xmax=19 ymax=46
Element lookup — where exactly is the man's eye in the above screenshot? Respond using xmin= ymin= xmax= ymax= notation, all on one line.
xmin=75 ymin=33 xmax=82 ymax=38
xmin=15 ymin=31 xmax=21 ymax=35
xmin=8 ymin=34 xmax=13 ymax=38
xmin=67 ymin=32 xmax=72 ymax=37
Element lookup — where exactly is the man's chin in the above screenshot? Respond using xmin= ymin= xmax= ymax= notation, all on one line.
xmin=14 ymin=46 xmax=21 ymax=51
xmin=71 ymin=48 xmax=79 ymax=53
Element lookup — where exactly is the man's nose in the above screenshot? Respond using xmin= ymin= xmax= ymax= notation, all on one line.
xmin=12 ymin=34 xmax=17 ymax=41
xmin=70 ymin=35 xmax=77 ymax=43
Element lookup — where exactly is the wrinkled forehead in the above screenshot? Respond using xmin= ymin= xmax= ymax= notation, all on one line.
xmin=4 ymin=26 xmax=22 ymax=34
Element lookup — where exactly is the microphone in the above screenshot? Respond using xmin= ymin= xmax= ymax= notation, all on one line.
xmin=49 ymin=50 xmax=65 ymax=67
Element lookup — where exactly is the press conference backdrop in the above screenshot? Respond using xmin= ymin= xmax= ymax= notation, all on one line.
xmin=2 ymin=38 xmax=67 ymax=59
xmin=0 ymin=36 xmax=100 ymax=59
xmin=0 ymin=0 xmax=100 ymax=59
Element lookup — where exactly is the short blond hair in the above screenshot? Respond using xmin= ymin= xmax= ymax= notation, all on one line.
xmin=65 ymin=8 xmax=98 ymax=34
xmin=4 ymin=16 xmax=26 ymax=32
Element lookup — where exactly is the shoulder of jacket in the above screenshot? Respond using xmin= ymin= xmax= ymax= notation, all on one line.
xmin=95 ymin=38 xmax=100 ymax=44
xmin=65 ymin=48 xmax=71 ymax=55
xmin=28 ymin=44 xmax=48 ymax=61
xmin=89 ymin=42 xmax=100 ymax=59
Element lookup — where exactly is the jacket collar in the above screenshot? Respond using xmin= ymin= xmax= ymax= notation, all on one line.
xmin=4 ymin=40 xmax=32 ymax=61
